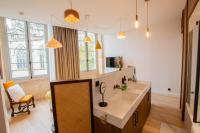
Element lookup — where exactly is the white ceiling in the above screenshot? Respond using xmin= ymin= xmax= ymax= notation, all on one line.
xmin=0 ymin=0 xmax=186 ymax=34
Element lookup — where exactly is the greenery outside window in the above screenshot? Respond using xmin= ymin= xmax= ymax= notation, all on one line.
xmin=78 ymin=31 xmax=97 ymax=72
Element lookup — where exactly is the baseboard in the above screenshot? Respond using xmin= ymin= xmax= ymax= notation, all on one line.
xmin=152 ymin=91 xmax=180 ymax=97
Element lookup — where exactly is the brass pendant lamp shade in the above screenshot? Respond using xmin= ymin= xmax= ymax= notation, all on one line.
xmin=84 ymin=36 xmax=92 ymax=43
xmin=64 ymin=9 xmax=80 ymax=23
xmin=117 ymin=32 xmax=126 ymax=39
xmin=64 ymin=0 xmax=80 ymax=24
xmin=117 ymin=18 xmax=126 ymax=39
xmin=96 ymin=40 xmax=102 ymax=50
xmin=46 ymin=15 xmax=62 ymax=48
xmin=47 ymin=37 xmax=62 ymax=48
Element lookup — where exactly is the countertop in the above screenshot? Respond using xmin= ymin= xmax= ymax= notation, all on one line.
xmin=93 ymin=81 xmax=151 ymax=129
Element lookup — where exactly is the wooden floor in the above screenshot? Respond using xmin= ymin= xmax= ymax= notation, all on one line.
xmin=9 ymin=93 xmax=185 ymax=133
xmin=9 ymin=100 xmax=53 ymax=133
xmin=142 ymin=93 xmax=185 ymax=133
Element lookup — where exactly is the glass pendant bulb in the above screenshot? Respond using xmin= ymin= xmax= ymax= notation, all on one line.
xmin=146 ymin=28 xmax=150 ymax=38
xmin=135 ymin=15 xmax=139 ymax=29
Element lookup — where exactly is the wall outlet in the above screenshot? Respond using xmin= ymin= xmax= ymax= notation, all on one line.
xmin=168 ymin=88 xmax=172 ymax=91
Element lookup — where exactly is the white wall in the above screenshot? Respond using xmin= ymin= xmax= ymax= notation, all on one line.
xmin=103 ymin=17 xmax=182 ymax=96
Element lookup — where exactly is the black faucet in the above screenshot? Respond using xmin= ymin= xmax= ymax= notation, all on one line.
xmin=122 ymin=76 xmax=127 ymax=84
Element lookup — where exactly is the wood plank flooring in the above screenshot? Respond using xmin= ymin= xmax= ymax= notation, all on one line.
xmin=142 ymin=93 xmax=185 ymax=133
xmin=9 ymin=100 xmax=53 ymax=133
xmin=9 ymin=93 xmax=185 ymax=133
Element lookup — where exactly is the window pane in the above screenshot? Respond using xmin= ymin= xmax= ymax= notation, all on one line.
xmin=87 ymin=33 xmax=96 ymax=70
xmin=78 ymin=31 xmax=86 ymax=41
xmin=32 ymin=63 xmax=48 ymax=76
xmin=31 ymin=50 xmax=47 ymax=63
xmin=80 ymin=60 xmax=87 ymax=71
xmin=87 ymin=32 xmax=96 ymax=52
xmin=79 ymin=44 xmax=87 ymax=71
xmin=78 ymin=31 xmax=97 ymax=71
xmin=29 ymin=23 xmax=48 ymax=76
xmin=88 ymin=43 xmax=95 ymax=52
xmin=88 ymin=52 xmax=96 ymax=70
xmin=6 ymin=18 xmax=29 ymax=78
xmin=78 ymin=31 xmax=87 ymax=71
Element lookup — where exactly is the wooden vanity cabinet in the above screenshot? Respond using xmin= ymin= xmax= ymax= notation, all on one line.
xmin=135 ymin=89 xmax=151 ymax=132
xmin=94 ymin=89 xmax=151 ymax=133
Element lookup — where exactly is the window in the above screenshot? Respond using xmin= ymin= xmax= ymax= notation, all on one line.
xmin=78 ymin=31 xmax=97 ymax=72
xmin=6 ymin=18 xmax=48 ymax=79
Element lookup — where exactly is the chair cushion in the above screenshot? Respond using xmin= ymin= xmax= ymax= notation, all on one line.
xmin=20 ymin=95 xmax=33 ymax=102
xmin=7 ymin=84 xmax=26 ymax=102
xmin=3 ymin=81 xmax=15 ymax=90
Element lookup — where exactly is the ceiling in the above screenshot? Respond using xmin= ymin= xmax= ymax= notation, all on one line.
xmin=0 ymin=0 xmax=186 ymax=34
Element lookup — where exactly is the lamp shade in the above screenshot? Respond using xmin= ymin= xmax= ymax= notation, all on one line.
xmin=64 ymin=9 xmax=80 ymax=23
xmin=84 ymin=36 xmax=92 ymax=43
xmin=117 ymin=32 xmax=126 ymax=39
xmin=96 ymin=40 xmax=102 ymax=50
xmin=46 ymin=38 xmax=62 ymax=48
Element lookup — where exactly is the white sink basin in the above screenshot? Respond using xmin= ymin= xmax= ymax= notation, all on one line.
xmin=110 ymin=91 xmax=139 ymax=103
xmin=128 ymin=83 xmax=147 ymax=90
xmin=94 ymin=81 xmax=151 ymax=129
xmin=95 ymin=91 xmax=139 ymax=120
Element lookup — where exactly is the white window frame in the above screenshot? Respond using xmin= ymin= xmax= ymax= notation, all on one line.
xmin=78 ymin=31 xmax=98 ymax=72
xmin=4 ymin=18 xmax=49 ymax=80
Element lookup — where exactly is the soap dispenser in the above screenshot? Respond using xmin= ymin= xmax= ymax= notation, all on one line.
xmin=122 ymin=76 xmax=127 ymax=84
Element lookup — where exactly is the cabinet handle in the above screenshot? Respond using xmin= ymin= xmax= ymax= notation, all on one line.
xmin=133 ymin=113 xmax=137 ymax=126
xmin=147 ymin=89 xmax=151 ymax=101
xmin=133 ymin=111 xmax=139 ymax=126
xmin=136 ymin=111 xmax=139 ymax=123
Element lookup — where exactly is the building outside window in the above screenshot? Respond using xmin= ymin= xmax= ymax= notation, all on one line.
xmin=5 ymin=18 xmax=48 ymax=79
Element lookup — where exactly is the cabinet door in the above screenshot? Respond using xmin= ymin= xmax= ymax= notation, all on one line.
xmin=147 ymin=89 xmax=151 ymax=113
xmin=137 ymin=101 xmax=146 ymax=132
xmin=122 ymin=113 xmax=137 ymax=133
xmin=94 ymin=117 xmax=121 ymax=133
xmin=135 ymin=91 xmax=151 ymax=133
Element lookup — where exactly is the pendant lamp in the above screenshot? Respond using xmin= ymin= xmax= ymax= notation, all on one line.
xmin=135 ymin=0 xmax=139 ymax=28
xmin=64 ymin=0 xmax=80 ymax=23
xmin=117 ymin=18 xmax=126 ymax=39
xmin=84 ymin=36 xmax=92 ymax=43
xmin=47 ymin=38 xmax=62 ymax=48
xmin=96 ymin=40 xmax=102 ymax=50
xmin=47 ymin=15 xmax=63 ymax=48
xmin=117 ymin=32 xmax=126 ymax=39
xmin=145 ymin=0 xmax=150 ymax=38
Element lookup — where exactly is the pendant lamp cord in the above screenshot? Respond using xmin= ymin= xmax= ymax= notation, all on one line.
xmin=147 ymin=1 xmax=149 ymax=29
xmin=120 ymin=17 xmax=122 ymax=32
xmin=69 ymin=0 xmax=72 ymax=9
xmin=136 ymin=0 xmax=138 ymax=17
xmin=50 ymin=14 xmax=53 ymax=26
xmin=85 ymin=14 xmax=89 ymax=31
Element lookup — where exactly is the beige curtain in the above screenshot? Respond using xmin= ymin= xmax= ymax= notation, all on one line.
xmin=53 ymin=26 xmax=80 ymax=80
